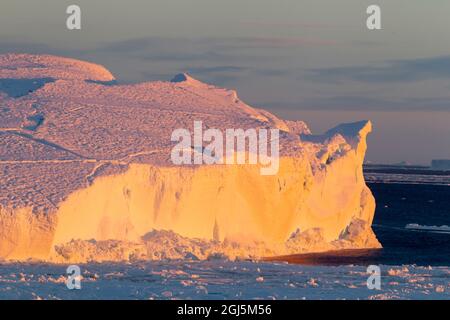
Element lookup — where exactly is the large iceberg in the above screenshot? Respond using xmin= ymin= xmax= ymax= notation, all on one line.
xmin=0 ymin=54 xmax=380 ymax=262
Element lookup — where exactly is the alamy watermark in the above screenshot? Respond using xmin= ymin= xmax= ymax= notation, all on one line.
xmin=66 ymin=5 xmax=81 ymax=30
xmin=170 ymin=121 xmax=280 ymax=175
xmin=66 ymin=265 xmax=82 ymax=290
xmin=366 ymin=265 xmax=381 ymax=290
xmin=366 ymin=5 xmax=381 ymax=30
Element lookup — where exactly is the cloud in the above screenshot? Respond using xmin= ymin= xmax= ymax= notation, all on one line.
xmin=252 ymin=68 xmax=291 ymax=77
xmin=0 ymin=40 xmax=87 ymax=57
xmin=0 ymin=41 xmax=51 ymax=55
xmin=97 ymin=37 xmax=230 ymax=62
xmin=258 ymin=95 xmax=450 ymax=112
xmin=240 ymin=21 xmax=354 ymax=29
xmin=97 ymin=35 xmax=337 ymax=63
xmin=94 ymin=37 xmax=302 ymax=84
xmin=0 ymin=38 xmax=109 ymax=68
xmin=227 ymin=37 xmax=338 ymax=48
xmin=186 ymin=66 xmax=248 ymax=74
xmin=307 ymin=56 xmax=450 ymax=83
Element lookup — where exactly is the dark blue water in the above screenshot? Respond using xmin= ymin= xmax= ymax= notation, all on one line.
xmin=272 ymin=183 xmax=450 ymax=266
xmin=369 ymin=183 xmax=450 ymax=266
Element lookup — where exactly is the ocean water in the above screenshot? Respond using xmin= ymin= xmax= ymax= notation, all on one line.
xmin=370 ymin=183 xmax=450 ymax=266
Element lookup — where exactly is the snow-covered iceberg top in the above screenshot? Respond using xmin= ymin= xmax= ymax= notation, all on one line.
xmin=0 ymin=54 xmax=380 ymax=262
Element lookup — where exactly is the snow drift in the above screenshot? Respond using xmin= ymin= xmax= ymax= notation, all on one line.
xmin=0 ymin=54 xmax=380 ymax=262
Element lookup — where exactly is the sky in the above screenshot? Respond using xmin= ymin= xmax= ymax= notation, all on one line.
xmin=1 ymin=0 xmax=450 ymax=164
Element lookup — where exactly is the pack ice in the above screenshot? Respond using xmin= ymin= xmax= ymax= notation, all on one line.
xmin=0 ymin=54 xmax=380 ymax=262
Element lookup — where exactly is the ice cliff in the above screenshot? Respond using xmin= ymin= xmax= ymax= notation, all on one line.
xmin=0 ymin=54 xmax=380 ymax=262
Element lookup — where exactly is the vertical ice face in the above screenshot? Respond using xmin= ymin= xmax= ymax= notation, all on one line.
xmin=0 ymin=54 xmax=380 ymax=262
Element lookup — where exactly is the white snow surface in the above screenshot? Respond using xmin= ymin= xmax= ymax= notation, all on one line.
xmin=0 ymin=261 xmax=448 ymax=300
xmin=0 ymin=54 xmax=380 ymax=262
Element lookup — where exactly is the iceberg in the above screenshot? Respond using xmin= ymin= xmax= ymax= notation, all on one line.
xmin=0 ymin=54 xmax=381 ymax=262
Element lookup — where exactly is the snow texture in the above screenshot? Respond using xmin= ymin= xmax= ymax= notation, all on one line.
xmin=0 ymin=54 xmax=380 ymax=262
xmin=0 ymin=261 xmax=448 ymax=300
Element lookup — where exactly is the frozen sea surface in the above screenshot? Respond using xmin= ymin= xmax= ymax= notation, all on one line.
xmin=0 ymin=260 xmax=448 ymax=300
